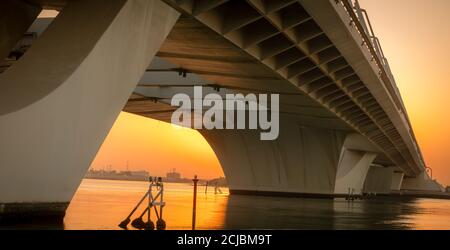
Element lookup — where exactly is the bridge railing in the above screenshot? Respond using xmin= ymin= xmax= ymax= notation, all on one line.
xmin=338 ymin=0 xmax=425 ymax=168
xmin=339 ymin=0 xmax=403 ymax=111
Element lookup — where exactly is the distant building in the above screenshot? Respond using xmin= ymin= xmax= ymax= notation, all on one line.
xmin=446 ymin=186 xmax=450 ymax=193
xmin=85 ymin=169 xmax=149 ymax=182
xmin=126 ymin=170 xmax=150 ymax=177
xmin=163 ymin=169 xmax=191 ymax=183
xmin=166 ymin=168 xmax=181 ymax=179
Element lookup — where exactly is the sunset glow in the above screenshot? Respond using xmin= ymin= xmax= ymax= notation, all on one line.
xmin=360 ymin=0 xmax=450 ymax=185
xmin=91 ymin=112 xmax=223 ymax=179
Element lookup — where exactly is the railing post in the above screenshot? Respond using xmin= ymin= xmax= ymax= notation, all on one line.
xmin=353 ymin=0 xmax=370 ymax=37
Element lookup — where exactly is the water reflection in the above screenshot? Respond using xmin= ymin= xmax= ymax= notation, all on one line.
xmin=63 ymin=179 xmax=229 ymax=230
xmin=2 ymin=179 xmax=450 ymax=230
xmin=223 ymin=195 xmax=416 ymax=229
xmin=332 ymin=197 xmax=418 ymax=229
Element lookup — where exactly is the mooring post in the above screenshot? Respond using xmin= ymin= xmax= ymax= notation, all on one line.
xmin=192 ymin=175 xmax=199 ymax=230
xmin=147 ymin=177 xmax=152 ymax=229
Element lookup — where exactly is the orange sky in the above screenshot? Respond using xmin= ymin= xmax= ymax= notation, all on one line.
xmin=91 ymin=112 xmax=223 ymax=179
xmin=359 ymin=0 xmax=450 ymax=185
xmin=43 ymin=1 xmax=449 ymax=185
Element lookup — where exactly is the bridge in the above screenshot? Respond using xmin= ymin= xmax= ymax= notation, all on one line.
xmin=0 ymin=0 xmax=444 ymax=219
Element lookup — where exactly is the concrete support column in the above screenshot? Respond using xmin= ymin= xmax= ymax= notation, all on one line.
xmin=333 ymin=133 xmax=379 ymax=196
xmin=0 ymin=0 xmax=179 ymax=220
xmin=390 ymin=171 xmax=404 ymax=191
xmin=401 ymin=172 xmax=444 ymax=192
xmin=0 ymin=0 xmax=41 ymax=61
xmin=201 ymin=116 xmax=348 ymax=197
xmin=363 ymin=166 xmax=395 ymax=194
xmin=334 ymin=149 xmax=377 ymax=195
xmin=201 ymin=118 xmax=385 ymax=197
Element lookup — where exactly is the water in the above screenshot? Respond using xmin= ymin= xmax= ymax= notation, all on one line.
xmin=8 ymin=179 xmax=450 ymax=230
xmin=64 ymin=179 xmax=229 ymax=230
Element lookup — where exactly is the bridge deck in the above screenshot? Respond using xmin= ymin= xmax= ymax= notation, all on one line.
xmin=7 ymin=0 xmax=425 ymax=177
xmin=132 ymin=0 xmax=423 ymax=176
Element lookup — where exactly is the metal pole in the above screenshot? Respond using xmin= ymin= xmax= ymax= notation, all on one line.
xmin=118 ymin=189 xmax=150 ymax=228
xmin=159 ymin=178 xmax=164 ymax=219
xmin=147 ymin=178 xmax=152 ymax=228
xmin=192 ymin=175 xmax=199 ymax=230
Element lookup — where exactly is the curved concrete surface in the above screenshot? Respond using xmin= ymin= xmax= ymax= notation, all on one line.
xmin=201 ymin=116 xmax=348 ymax=196
xmin=0 ymin=0 xmax=179 ymax=219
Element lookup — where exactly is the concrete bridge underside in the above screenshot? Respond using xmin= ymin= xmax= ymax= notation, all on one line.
xmin=0 ymin=0 xmax=443 ymax=220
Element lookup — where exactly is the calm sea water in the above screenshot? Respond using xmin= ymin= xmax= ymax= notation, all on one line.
xmin=4 ymin=179 xmax=450 ymax=230
xmin=60 ymin=179 xmax=450 ymax=230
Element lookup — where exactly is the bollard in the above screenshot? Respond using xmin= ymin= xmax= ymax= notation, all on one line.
xmin=192 ymin=175 xmax=199 ymax=230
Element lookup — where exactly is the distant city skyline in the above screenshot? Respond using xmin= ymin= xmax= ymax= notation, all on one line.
xmin=90 ymin=164 xmax=196 ymax=177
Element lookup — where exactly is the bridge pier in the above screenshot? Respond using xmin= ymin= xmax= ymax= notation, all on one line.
xmin=201 ymin=116 xmax=384 ymax=198
xmin=334 ymin=150 xmax=377 ymax=196
xmin=0 ymin=0 xmax=179 ymax=221
xmin=363 ymin=166 xmax=397 ymax=194
xmin=401 ymin=173 xmax=444 ymax=192
xmin=390 ymin=171 xmax=405 ymax=191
